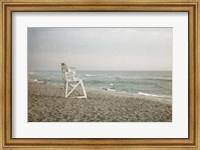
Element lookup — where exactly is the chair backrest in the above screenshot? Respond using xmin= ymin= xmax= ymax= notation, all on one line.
xmin=61 ymin=63 xmax=76 ymax=81
xmin=61 ymin=63 xmax=68 ymax=72
xmin=61 ymin=63 xmax=68 ymax=81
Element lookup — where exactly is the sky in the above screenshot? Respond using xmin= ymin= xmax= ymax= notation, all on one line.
xmin=28 ymin=27 xmax=172 ymax=71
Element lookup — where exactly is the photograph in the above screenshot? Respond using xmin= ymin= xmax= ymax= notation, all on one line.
xmin=28 ymin=27 xmax=172 ymax=122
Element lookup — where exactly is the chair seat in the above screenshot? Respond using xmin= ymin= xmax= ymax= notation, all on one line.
xmin=67 ymin=78 xmax=82 ymax=83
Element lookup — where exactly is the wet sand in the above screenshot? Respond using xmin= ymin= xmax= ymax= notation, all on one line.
xmin=28 ymin=82 xmax=172 ymax=122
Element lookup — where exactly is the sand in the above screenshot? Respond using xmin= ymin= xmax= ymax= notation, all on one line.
xmin=28 ymin=82 xmax=172 ymax=122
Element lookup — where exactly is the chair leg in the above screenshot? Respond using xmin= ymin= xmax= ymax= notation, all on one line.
xmin=71 ymin=84 xmax=82 ymax=95
xmin=64 ymin=81 xmax=87 ymax=99
xmin=65 ymin=83 xmax=68 ymax=98
xmin=66 ymin=82 xmax=80 ymax=98
xmin=80 ymin=80 xmax=87 ymax=99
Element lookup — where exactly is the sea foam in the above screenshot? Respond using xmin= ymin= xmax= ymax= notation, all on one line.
xmin=85 ymin=74 xmax=96 ymax=77
xmin=137 ymin=91 xmax=171 ymax=98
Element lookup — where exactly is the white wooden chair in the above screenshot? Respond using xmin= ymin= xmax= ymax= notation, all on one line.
xmin=61 ymin=63 xmax=87 ymax=99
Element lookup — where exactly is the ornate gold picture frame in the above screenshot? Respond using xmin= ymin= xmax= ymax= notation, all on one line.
xmin=0 ymin=0 xmax=199 ymax=149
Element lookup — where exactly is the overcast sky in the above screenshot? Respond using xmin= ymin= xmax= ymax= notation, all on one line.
xmin=28 ymin=27 xmax=172 ymax=71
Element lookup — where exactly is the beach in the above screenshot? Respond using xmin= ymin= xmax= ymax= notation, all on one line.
xmin=28 ymin=82 xmax=172 ymax=122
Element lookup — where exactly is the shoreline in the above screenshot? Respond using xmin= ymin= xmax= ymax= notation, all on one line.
xmin=29 ymin=80 xmax=172 ymax=104
xmin=28 ymin=82 xmax=172 ymax=122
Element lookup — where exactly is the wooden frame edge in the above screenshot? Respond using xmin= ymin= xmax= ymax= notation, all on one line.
xmin=0 ymin=0 xmax=199 ymax=149
xmin=0 ymin=0 xmax=4 ymax=150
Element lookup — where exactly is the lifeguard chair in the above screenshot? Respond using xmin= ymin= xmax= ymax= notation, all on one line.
xmin=61 ymin=63 xmax=87 ymax=99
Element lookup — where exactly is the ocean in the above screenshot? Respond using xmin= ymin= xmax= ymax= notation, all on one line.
xmin=28 ymin=70 xmax=172 ymax=98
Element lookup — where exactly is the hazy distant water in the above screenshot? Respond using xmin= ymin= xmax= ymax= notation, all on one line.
xmin=28 ymin=70 xmax=172 ymax=98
